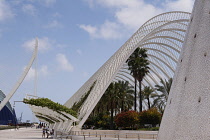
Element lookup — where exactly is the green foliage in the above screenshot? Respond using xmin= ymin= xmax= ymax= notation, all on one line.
xmin=114 ymin=110 xmax=139 ymax=129
xmin=23 ymin=98 xmax=77 ymax=117
xmin=142 ymin=86 xmax=154 ymax=109
xmin=126 ymin=48 xmax=150 ymax=112
xmin=71 ymin=81 xmax=96 ymax=112
xmin=85 ymin=113 xmax=110 ymax=129
xmin=0 ymin=126 xmax=16 ymax=130
xmin=139 ymin=108 xmax=162 ymax=126
xmin=152 ymin=78 xmax=173 ymax=113
xmin=86 ymin=80 xmax=134 ymax=130
xmin=138 ymin=127 xmax=159 ymax=131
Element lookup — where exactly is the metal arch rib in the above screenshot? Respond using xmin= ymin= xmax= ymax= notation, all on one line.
xmin=64 ymin=12 xmax=191 ymax=127
xmin=143 ymin=47 xmax=178 ymax=63
xmin=0 ymin=38 xmax=38 ymax=111
xmin=118 ymin=68 xmax=159 ymax=85
xmin=147 ymin=54 xmax=175 ymax=73
xmin=120 ymin=65 xmax=166 ymax=84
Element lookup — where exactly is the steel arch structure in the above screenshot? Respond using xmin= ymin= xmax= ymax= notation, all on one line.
xmin=0 ymin=38 xmax=38 ymax=111
xmin=65 ymin=11 xmax=191 ymax=128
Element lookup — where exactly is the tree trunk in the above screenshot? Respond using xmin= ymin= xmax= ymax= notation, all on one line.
xmin=110 ymin=101 xmax=114 ymax=130
xmin=121 ymin=101 xmax=124 ymax=112
xmin=97 ymin=106 xmax=100 ymax=114
xmin=147 ymin=98 xmax=150 ymax=109
xmin=134 ymin=78 xmax=137 ymax=111
xmin=139 ymin=81 xmax=142 ymax=112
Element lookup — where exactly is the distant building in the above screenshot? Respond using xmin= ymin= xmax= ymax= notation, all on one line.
xmin=0 ymin=90 xmax=17 ymax=125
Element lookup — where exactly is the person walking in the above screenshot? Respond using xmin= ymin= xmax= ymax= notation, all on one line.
xmin=46 ymin=126 xmax=50 ymax=138
xmin=42 ymin=126 xmax=46 ymax=138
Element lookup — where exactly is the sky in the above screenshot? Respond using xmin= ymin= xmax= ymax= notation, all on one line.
xmin=0 ymin=0 xmax=194 ymax=122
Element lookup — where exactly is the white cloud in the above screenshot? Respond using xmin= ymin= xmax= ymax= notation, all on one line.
xmin=79 ymin=21 xmax=123 ymax=39
xmin=44 ymin=20 xmax=63 ymax=28
xmin=41 ymin=0 xmax=57 ymax=7
xmin=25 ymin=67 xmax=35 ymax=81
xmin=87 ymin=0 xmax=163 ymax=30
xmin=56 ymin=53 xmax=74 ymax=72
xmin=115 ymin=3 xmax=163 ymax=30
xmin=22 ymin=37 xmax=54 ymax=52
xmin=53 ymin=12 xmax=62 ymax=17
xmin=83 ymin=72 xmax=89 ymax=77
xmin=25 ymin=65 xmax=49 ymax=81
xmin=164 ymin=0 xmax=194 ymax=12
xmin=22 ymin=4 xmax=37 ymax=16
xmin=82 ymin=0 xmax=194 ymax=40
xmin=76 ymin=49 xmax=82 ymax=55
xmin=0 ymin=0 xmax=14 ymax=21
xmin=39 ymin=65 xmax=49 ymax=76
xmin=79 ymin=24 xmax=97 ymax=35
xmin=95 ymin=0 xmax=142 ymax=8
xmin=82 ymin=0 xmax=163 ymax=38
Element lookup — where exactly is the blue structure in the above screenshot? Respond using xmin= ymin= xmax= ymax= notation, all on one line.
xmin=0 ymin=90 xmax=17 ymax=125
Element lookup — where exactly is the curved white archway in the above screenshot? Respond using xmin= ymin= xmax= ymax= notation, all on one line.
xmin=64 ymin=11 xmax=191 ymax=128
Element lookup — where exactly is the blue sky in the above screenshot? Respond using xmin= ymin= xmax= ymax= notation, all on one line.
xmin=0 ymin=0 xmax=194 ymax=122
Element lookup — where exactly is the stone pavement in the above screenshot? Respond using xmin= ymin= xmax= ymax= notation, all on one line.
xmin=0 ymin=127 xmax=55 ymax=140
xmin=0 ymin=128 xmax=157 ymax=140
xmin=70 ymin=136 xmax=156 ymax=140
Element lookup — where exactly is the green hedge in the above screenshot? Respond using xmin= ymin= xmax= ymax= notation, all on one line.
xmin=23 ymin=98 xmax=77 ymax=118
xmin=71 ymin=81 xmax=96 ymax=112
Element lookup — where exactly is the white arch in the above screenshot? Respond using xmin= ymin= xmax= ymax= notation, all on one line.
xmin=64 ymin=11 xmax=191 ymax=128
xmin=0 ymin=38 xmax=38 ymax=111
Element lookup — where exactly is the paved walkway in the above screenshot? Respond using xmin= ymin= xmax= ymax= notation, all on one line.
xmin=0 ymin=128 xmax=158 ymax=140
xmin=0 ymin=127 xmax=55 ymax=140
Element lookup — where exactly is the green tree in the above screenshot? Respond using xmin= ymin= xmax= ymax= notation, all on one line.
xmin=126 ymin=48 xmax=150 ymax=112
xmin=152 ymin=78 xmax=173 ymax=113
xmin=135 ymin=48 xmax=150 ymax=112
xmin=87 ymin=81 xmax=134 ymax=129
xmin=117 ymin=81 xmax=134 ymax=112
xmin=105 ymin=83 xmax=119 ymax=129
xmin=142 ymin=86 xmax=154 ymax=109
xmin=115 ymin=110 xmax=139 ymax=129
xmin=126 ymin=50 xmax=138 ymax=111
xmin=155 ymin=78 xmax=172 ymax=98
xmin=139 ymin=108 xmax=161 ymax=127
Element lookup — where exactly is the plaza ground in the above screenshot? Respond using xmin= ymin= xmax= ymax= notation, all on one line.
xmin=0 ymin=127 xmax=158 ymax=140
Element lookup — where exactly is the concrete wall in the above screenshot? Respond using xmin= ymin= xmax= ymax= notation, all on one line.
xmin=158 ymin=0 xmax=210 ymax=139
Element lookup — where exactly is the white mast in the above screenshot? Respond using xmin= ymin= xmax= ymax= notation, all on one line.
xmin=0 ymin=38 xmax=38 ymax=111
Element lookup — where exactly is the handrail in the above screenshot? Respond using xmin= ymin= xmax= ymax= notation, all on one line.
xmin=57 ymin=130 xmax=158 ymax=140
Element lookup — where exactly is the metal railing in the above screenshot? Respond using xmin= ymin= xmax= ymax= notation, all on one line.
xmin=57 ymin=131 xmax=157 ymax=140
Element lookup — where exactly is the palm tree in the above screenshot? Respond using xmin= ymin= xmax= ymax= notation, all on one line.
xmin=155 ymin=78 xmax=173 ymax=99
xmin=88 ymin=81 xmax=134 ymax=129
xmin=134 ymin=48 xmax=150 ymax=112
xmin=117 ymin=81 xmax=134 ymax=112
xmin=152 ymin=78 xmax=173 ymax=114
xmin=142 ymin=86 xmax=154 ymax=109
xmin=105 ymin=83 xmax=118 ymax=129
xmin=151 ymin=93 xmax=167 ymax=114
xmin=126 ymin=48 xmax=150 ymax=112
xmin=126 ymin=50 xmax=139 ymax=111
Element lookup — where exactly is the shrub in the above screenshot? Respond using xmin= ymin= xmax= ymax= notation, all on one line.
xmin=84 ymin=113 xmax=110 ymax=129
xmin=114 ymin=110 xmax=139 ymax=129
xmin=23 ymin=98 xmax=77 ymax=117
xmin=139 ymin=108 xmax=161 ymax=127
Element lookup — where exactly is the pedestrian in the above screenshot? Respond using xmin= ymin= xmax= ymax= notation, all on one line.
xmin=50 ymin=129 xmax=54 ymax=135
xmin=42 ymin=126 xmax=46 ymax=138
xmin=46 ymin=126 xmax=50 ymax=138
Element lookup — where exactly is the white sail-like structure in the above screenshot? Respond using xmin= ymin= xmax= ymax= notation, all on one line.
xmin=65 ymin=11 xmax=191 ymax=128
xmin=0 ymin=38 xmax=38 ymax=111
xmin=158 ymin=0 xmax=210 ymax=139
